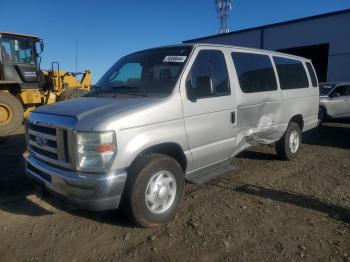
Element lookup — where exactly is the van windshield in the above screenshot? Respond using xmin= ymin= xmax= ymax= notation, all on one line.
xmin=92 ymin=47 xmax=192 ymax=97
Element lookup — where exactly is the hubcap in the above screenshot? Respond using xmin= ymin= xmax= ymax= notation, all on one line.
xmin=0 ymin=103 xmax=12 ymax=126
xmin=145 ymin=171 xmax=177 ymax=214
xmin=289 ymin=130 xmax=300 ymax=153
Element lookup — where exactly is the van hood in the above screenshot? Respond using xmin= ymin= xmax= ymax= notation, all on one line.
xmin=32 ymin=94 xmax=183 ymax=132
xmin=34 ymin=96 xmax=158 ymax=121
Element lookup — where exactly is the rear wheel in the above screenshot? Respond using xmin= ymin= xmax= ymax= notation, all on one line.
xmin=0 ymin=92 xmax=23 ymax=136
xmin=122 ymin=154 xmax=185 ymax=227
xmin=275 ymin=122 xmax=302 ymax=160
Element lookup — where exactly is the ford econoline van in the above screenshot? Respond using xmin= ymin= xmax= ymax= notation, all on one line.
xmin=24 ymin=44 xmax=319 ymax=227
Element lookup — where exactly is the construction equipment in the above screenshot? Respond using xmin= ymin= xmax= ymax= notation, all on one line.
xmin=0 ymin=32 xmax=92 ymax=135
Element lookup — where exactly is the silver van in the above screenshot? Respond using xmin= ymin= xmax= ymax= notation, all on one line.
xmin=24 ymin=44 xmax=319 ymax=227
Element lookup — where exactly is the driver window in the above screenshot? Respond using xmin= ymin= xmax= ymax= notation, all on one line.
xmin=186 ymin=50 xmax=230 ymax=99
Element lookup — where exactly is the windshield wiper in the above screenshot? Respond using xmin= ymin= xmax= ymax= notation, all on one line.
xmin=117 ymin=90 xmax=149 ymax=97
xmin=110 ymin=85 xmax=149 ymax=97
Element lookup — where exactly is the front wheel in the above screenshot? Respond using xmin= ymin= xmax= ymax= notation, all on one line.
xmin=275 ymin=122 xmax=302 ymax=160
xmin=122 ymin=154 xmax=185 ymax=227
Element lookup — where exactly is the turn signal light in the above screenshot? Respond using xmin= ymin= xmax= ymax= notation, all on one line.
xmin=96 ymin=144 xmax=114 ymax=153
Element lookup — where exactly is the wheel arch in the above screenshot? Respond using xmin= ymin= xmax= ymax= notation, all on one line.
xmin=0 ymin=83 xmax=22 ymax=94
xmin=129 ymin=142 xmax=188 ymax=173
xmin=319 ymin=105 xmax=327 ymax=115
xmin=289 ymin=114 xmax=304 ymax=131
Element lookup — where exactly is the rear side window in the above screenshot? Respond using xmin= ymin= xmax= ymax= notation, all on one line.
xmin=232 ymin=52 xmax=277 ymax=93
xmin=186 ymin=50 xmax=230 ymax=99
xmin=274 ymin=57 xmax=309 ymax=90
xmin=306 ymin=62 xmax=318 ymax=87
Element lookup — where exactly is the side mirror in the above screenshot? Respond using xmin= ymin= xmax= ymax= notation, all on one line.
xmin=196 ymin=76 xmax=214 ymax=97
xmin=186 ymin=80 xmax=197 ymax=102
xmin=186 ymin=76 xmax=214 ymax=101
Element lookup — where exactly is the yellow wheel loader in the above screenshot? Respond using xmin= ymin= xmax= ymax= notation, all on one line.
xmin=0 ymin=32 xmax=92 ymax=136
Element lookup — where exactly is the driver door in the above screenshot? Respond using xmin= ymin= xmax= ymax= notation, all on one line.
xmin=180 ymin=47 xmax=237 ymax=172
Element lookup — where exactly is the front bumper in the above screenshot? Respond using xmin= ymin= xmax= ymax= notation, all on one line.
xmin=24 ymin=152 xmax=127 ymax=211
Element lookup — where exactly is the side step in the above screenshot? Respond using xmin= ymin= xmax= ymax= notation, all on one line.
xmin=185 ymin=159 xmax=236 ymax=185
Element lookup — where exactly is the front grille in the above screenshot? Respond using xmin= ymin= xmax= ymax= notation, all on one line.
xmin=27 ymin=162 xmax=52 ymax=183
xmin=27 ymin=122 xmax=74 ymax=169
xmin=28 ymin=123 xmax=56 ymax=135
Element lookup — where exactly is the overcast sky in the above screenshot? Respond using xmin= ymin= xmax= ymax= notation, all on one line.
xmin=1 ymin=0 xmax=349 ymax=81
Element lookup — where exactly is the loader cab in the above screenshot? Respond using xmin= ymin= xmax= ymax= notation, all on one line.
xmin=0 ymin=32 xmax=43 ymax=88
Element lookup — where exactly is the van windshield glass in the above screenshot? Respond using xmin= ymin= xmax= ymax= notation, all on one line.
xmin=93 ymin=47 xmax=192 ymax=97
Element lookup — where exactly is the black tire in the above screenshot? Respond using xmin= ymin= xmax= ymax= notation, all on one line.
xmin=122 ymin=153 xmax=185 ymax=227
xmin=318 ymin=107 xmax=327 ymax=126
xmin=0 ymin=92 xmax=23 ymax=136
xmin=57 ymin=88 xmax=88 ymax=101
xmin=275 ymin=122 xmax=302 ymax=161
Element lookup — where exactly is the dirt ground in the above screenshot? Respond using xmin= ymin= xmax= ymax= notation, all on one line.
xmin=0 ymin=122 xmax=349 ymax=262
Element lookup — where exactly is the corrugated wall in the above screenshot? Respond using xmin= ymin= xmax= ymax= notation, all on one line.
xmin=187 ymin=11 xmax=350 ymax=82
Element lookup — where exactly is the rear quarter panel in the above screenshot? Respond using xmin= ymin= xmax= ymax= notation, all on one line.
xmin=279 ymin=86 xmax=319 ymax=131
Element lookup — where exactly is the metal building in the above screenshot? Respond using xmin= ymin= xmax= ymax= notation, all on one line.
xmin=184 ymin=9 xmax=350 ymax=82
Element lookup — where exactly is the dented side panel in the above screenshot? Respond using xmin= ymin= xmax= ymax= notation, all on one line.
xmin=228 ymin=54 xmax=319 ymax=158
xmin=180 ymin=46 xmax=319 ymax=173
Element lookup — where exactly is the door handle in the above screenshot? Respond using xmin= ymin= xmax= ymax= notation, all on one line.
xmin=231 ymin=111 xmax=236 ymax=124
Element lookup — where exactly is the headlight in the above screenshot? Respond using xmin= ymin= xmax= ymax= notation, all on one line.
xmin=76 ymin=131 xmax=116 ymax=172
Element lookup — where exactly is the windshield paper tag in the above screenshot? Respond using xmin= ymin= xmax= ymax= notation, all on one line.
xmin=163 ymin=56 xmax=187 ymax=63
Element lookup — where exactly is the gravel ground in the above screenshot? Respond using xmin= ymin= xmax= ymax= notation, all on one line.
xmin=0 ymin=122 xmax=349 ymax=262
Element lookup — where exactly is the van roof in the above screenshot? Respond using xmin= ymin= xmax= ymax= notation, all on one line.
xmin=153 ymin=43 xmax=312 ymax=62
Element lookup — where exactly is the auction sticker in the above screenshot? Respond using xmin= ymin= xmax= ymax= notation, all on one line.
xmin=163 ymin=56 xmax=187 ymax=63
